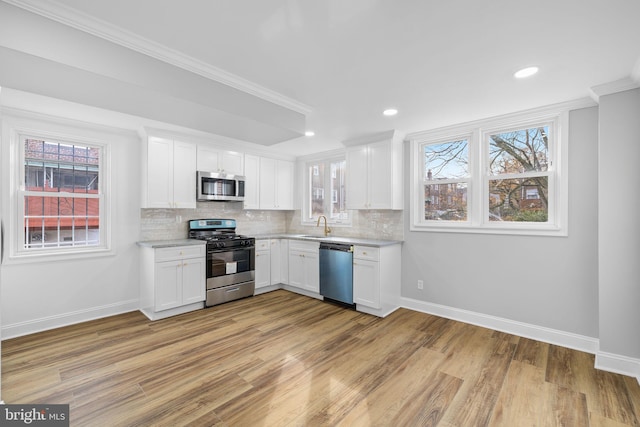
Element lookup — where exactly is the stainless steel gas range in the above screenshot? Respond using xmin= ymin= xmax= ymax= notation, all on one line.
xmin=188 ymin=219 xmax=255 ymax=306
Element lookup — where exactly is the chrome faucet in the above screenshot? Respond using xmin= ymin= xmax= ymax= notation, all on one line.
xmin=317 ymin=215 xmax=332 ymax=236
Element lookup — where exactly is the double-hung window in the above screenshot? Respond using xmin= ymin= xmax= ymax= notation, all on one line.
xmin=304 ymin=157 xmax=349 ymax=224
xmin=410 ymin=106 xmax=568 ymax=236
xmin=20 ymin=136 xmax=104 ymax=251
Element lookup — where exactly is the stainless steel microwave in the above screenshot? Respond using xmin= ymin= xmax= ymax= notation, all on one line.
xmin=197 ymin=171 xmax=245 ymax=202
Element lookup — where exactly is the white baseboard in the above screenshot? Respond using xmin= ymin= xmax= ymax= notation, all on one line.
xmin=595 ymin=351 xmax=640 ymax=385
xmin=401 ymin=296 xmax=640 ymax=380
xmin=400 ymin=296 xmax=599 ymax=354
xmin=1 ymin=299 xmax=140 ymax=340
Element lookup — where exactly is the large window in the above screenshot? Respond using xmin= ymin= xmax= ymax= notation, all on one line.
xmin=410 ymin=108 xmax=568 ymax=236
xmin=304 ymin=157 xmax=349 ymax=224
xmin=423 ymin=137 xmax=470 ymax=221
xmin=20 ymin=136 xmax=103 ymax=250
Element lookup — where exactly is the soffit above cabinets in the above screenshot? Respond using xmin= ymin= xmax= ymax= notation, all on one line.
xmin=0 ymin=1 xmax=308 ymax=146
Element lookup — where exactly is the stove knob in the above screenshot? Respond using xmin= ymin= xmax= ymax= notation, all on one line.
xmin=218 ymin=242 xmax=226 ymax=248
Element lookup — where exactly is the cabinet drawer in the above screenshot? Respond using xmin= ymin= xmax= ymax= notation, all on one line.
xmin=155 ymin=245 xmax=204 ymax=262
xmin=353 ymin=246 xmax=379 ymax=261
xmin=255 ymin=239 xmax=270 ymax=250
xmin=288 ymin=240 xmax=319 ymax=253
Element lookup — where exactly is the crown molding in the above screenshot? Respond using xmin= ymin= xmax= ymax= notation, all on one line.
xmin=589 ymin=76 xmax=640 ymax=103
xmin=2 ymin=0 xmax=313 ymax=115
xmin=405 ymin=97 xmax=597 ymax=142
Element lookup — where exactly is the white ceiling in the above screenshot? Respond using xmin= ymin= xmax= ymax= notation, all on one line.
xmin=6 ymin=0 xmax=640 ymax=156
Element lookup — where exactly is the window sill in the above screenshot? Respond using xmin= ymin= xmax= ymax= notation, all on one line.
xmin=410 ymin=223 xmax=567 ymax=237
xmin=3 ymin=246 xmax=115 ymax=265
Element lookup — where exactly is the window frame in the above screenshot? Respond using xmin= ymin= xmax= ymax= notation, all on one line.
xmin=410 ymin=106 xmax=569 ymax=236
xmin=302 ymin=154 xmax=351 ymax=226
xmin=3 ymin=114 xmax=113 ymax=263
xmin=421 ymin=133 xmax=474 ymax=225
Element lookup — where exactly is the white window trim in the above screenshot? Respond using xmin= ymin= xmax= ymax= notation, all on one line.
xmin=301 ymin=153 xmax=352 ymax=227
xmin=2 ymin=112 xmax=114 ymax=264
xmin=409 ymin=104 xmax=570 ymax=236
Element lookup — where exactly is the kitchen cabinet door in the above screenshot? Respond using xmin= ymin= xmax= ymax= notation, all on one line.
xmin=259 ymin=157 xmax=277 ymax=208
xmin=279 ymin=239 xmax=289 ymax=285
xmin=197 ymin=145 xmax=244 ymax=176
xmin=275 ymin=160 xmax=294 ymax=210
xmin=367 ymin=140 xmax=394 ymax=209
xmin=345 ymin=131 xmax=402 ymax=210
xmin=270 ymin=239 xmax=281 ymax=285
xmin=145 ymin=137 xmax=174 ymax=208
xmin=255 ymin=240 xmax=271 ymax=290
xmin=353 ymin=258 xmax=380 ymax=309
xmin=220 ymin=151 xmax=244 ymax=175
xmin=172 ymin=140 xmax=197 ymax=208
xmin=288 ymin=243 xmax=319 ymax=293
xmin=346 ymin=145 xmax=368 ymax=209
xmin=288 ymin=249 xmax=306 ymax=289
xmin=196 ymin=145 xmax=219 ymax=171
xmin=302 ymin=250 xmax=319 ymax=293
xmin=243 ymin=154 xmax=260 ymax=209
xmin=155 ymin=260 xmax=182 ymax=311
xmin=144 ymin=137 xmax=196 ymax=209
xmin=259 ymin=157 xmax=294 ymax=210
xmin=181 ymin=256 xmax=206 ymax=304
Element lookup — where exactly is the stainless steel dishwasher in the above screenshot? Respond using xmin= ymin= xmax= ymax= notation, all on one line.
xmin=319 ymin=242 xmax=354 ymax=307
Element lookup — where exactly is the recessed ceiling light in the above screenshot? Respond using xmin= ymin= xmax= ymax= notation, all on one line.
xmin=514 ymin=66 xmax=539 ymax=79
xmin=304 ymin=131 xmax=315 ymax=137
xmin=383 ymin=108 xmax=398 ymax=116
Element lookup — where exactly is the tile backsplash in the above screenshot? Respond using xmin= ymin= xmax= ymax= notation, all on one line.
xmin=140 ymin=203 xmax=404 ymax=241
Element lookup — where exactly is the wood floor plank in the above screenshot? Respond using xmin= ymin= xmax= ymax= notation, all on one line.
xmin=3 ymin=290 xmax=639 ymax=426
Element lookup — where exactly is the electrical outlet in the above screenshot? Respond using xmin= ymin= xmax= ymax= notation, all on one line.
xmin=417 ymin=280 xmax=424 ymax=290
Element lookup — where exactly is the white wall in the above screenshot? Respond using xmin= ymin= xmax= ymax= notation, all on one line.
xmin=598 ymin=88 xmax=640 ymax=371
xmin=401 ymin=107 xmax=600 ymax=344
xmin=0 ymin=109 xmax=141 ymax=339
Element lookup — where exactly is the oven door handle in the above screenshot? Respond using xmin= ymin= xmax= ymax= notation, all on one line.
xmin=207 ymin=246 xmax=254 ymax=255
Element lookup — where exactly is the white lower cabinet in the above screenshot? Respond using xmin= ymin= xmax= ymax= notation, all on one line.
xmin=270 ymin=239 xmax=289 ymax=285
xmin=353 ymin=244 xmax=402 ymax=315
xmin=353 ymin=252 xmax=380 ymax=309
xmin=140 ymin=244 xmax=206 ymax=320
xmin=288 ymin=240 xmax=319 ymax=293
xmin=255 ymin=239 xmax=271 ymax=290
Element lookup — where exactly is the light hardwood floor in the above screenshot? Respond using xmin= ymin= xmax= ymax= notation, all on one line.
xmin=3 ymin=290 xmax=639 ymax=426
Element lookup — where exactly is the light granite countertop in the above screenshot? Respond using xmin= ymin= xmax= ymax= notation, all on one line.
xmin=136 ymin=239 xmax=206 ymax=248
xmin=137 ymin=235 xmax=402 ymax=249
xmin=253 ymin=234 xmax=403 ymax=247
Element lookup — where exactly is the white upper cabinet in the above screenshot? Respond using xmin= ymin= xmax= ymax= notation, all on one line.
xmin=345 ymin=130 xmax=403 ymax=210
xmin=197 ymin=145 xmax=244 ymax=176
xmin=144 ymin=136 xmax=197 ymax=209
xmin=243 ymin=154 xmax=260 ymax=210
xmin=257 ymin=157 xmax=294 ymax=210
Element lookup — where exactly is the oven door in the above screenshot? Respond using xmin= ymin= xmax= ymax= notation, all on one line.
xmin=207 ymin=246 xmax=255 ymax=290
